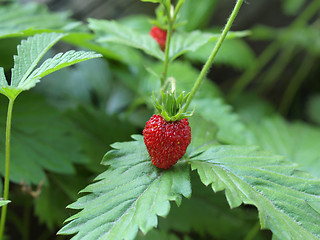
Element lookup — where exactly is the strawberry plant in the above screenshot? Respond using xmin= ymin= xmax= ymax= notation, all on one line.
xmin=0 ymin=0 xmax=320 ymax=240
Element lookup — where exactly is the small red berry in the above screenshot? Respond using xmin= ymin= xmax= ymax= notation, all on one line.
xmin=143 ymin=114 xmax=191 ymax=169
xmin=149 ymin=26 xmax=167 ymax=51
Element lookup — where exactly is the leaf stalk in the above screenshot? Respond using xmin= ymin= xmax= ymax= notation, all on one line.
xmin=0 ymin=97 xmax=15 ymax=240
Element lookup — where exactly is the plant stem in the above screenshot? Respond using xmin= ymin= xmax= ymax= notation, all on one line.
xmin=161 ymin=4 xmax=173 ymax=88
xmin=0 ymin=98 xmax=15 ymax=240
xmin=182 ymin=0 xmax=244 ymax=112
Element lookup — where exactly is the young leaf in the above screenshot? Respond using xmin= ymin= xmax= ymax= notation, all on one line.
xmin=58 ymin=135 xmax=191 ymax=240
xmin=11 ymin=32 xmax=66 ymax=88
xmin=191 ymin=145 xmax=320 ymax=240
xmin=18 ymin=50 xmax=102 ymax=91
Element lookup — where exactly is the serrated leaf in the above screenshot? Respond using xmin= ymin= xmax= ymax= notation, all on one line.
xmin=11 ymin=32 xmax=65 ymax=87
xmin=0 ymin=94 xmax=87 ymax=184
xmin=0 ymin=67 xmax=7 ymax=88
xmin=191 ymin=145 xmax=320 ymax=240
xmin=0 ymin=3 xmax=80 ymax=39
xmin=89 ymin=18 xmax=249 ymax=62
xmin=159 ymin=173 xmax=266 ymax=240
xmin=58 ymin=135 xmax=191 ymax=240
xmin=89 ymin=19 xmax=164 ymax=60
xmin=0 ymin=200 xmax=10 ymax=208
xmin=18 ymin=50 xmax=102 ymax=91
xmin=247 ymin=115 xmax=320 ymax=178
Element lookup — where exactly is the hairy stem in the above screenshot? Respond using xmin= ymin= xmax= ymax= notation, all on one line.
xmin=182 ymin=0 xmax=244 ymax=112
xmin=161 ymin=4 xmax=173 ymax=88
xmin=0 ymin=98 xmax=15 ymax=240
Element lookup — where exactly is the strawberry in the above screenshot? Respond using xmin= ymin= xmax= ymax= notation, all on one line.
xmin=149 ymin=26 xmax=167 ymax=51
xmin=143 ymin=114 xmax=191 ymax=169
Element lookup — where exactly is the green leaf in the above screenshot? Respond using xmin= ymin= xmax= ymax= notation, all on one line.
xmin=11 ymin=32 xmax=66 ymax=87
xmin=194 ymin=98 xmax=249 ymax=145
xmin=0 ymin=67 xmax=7 ymax=88
xmin=0 ymin=3 xmax=80 ymax=39
xmin=18 ymin=50 xmax=102 ymax=91
xmin=89 ymin=19 xmax=164 ymax=60
xmin=0 ymin=93 xmax=87 ymax=184
xmin=246 ymin=115 xmax=320 ymax=178
xmin=0 ymin=200 xmax=10 ymax=208
xmin=35 ymin=172 xmax=90 ymax=230
xmin=178 ymin=0 xmax=217 ymax=31
xmin=186 ymin=38 xmax=256 ymax=70
xmin=191 ymin=145 xmax=320 ymax=240
xmin=58 ymin=135 xmax=191 ymax=240
xmin=168 ymin=30 xmax=250 ymax=62
xmin=34 ymin=58 xmax=111 ymax=109
xmin=89 ymin=18 xmax=249 ymax=62
xmin=65 ymin=106 xmax=136 ymax=172
xmin=159 ymin=173 xmax=268 ymax=240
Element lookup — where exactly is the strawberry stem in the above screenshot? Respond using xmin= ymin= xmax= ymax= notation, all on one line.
xmin=182 ymin=0 xmax=244 ymax=112
xmin=161 ymin=0 xmax=184 ymax=91
xmin=161 ymin=3 xmax=173 ymax=88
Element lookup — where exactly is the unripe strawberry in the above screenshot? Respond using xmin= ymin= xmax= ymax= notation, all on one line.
xmin=149 ymin=26 xmax=167 ymax=51
xmin=143 ymin=114 xmax=191 ymax=169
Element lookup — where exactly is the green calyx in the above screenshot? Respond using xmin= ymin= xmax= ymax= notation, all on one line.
xmin=152 ymin=88 xmax=194 ymax=122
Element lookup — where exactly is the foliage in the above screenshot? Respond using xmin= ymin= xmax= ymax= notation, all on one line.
xmin=0 ymin=0 xmax=319 ymax=240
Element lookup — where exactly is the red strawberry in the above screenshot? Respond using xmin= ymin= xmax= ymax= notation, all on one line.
xmin=149 ymin=26 xmax=167 ymax=51
xmin=143 ymin=114 xmax=191 ymax=169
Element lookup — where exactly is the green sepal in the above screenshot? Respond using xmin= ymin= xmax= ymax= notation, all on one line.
xmin=152 ymin=89 xmax=194 ymax=122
